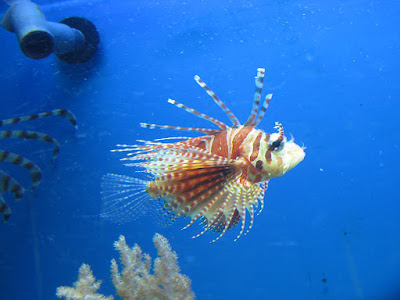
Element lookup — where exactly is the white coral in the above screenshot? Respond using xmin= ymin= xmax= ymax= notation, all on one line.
xmin=111 ymin=234 xmax=195 ymax=300
xmin=56 ymin=263 xmax=114 ymax=300
xmin=56 ymin=234 xmax=195 ymax=300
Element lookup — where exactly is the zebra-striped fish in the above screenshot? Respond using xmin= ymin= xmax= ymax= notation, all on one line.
xmin=0 ymin=108 xmax=77 ymax=222
xmin=102 ymin=68 xmax=305 ymax=242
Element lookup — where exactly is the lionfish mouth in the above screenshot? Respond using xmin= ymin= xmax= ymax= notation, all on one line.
xmin=283 ymin=143 xmax=306 ymax=174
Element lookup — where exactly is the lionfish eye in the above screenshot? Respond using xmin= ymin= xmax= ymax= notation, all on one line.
xmin=269 ymin=139 xmax=285 ymax=151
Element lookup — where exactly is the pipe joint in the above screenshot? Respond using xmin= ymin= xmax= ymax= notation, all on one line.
xmin=1 ymin=1 xmax=99 ymax=63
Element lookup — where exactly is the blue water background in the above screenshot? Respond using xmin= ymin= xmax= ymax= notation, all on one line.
xmin=0 ymin=1 xmax=399 ymax=299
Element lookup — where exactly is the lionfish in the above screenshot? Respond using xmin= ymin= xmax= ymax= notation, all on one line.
xmin=0 ymin=109 xmax=77 ymax=222
xmin=102 ymin=68 xmax=305 ymax=242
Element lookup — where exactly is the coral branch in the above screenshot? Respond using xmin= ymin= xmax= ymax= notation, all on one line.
xmin=111 ymin=234 xmax=195 ymax=300
xmin=56 ymin=263 xmax=113 ymax=300
xmin=56 ymin=234 xmax=195 ymax=300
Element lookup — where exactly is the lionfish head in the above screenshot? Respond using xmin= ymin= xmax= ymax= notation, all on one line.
xmin=256 ymin=122 xmax=305 ymax=179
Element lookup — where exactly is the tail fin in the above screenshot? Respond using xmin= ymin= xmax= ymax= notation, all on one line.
xmin=100 ymin=173 xmax=176 ymax=227
xmin=100 ymin=173 xmax=150 ymax=224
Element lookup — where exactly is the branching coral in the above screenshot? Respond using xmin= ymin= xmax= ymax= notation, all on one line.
xmin=56 ymin=264 xmax=114 ymax=300
xmin=111 ymin=234 xmax=195 ymax=300
xmin=56 ymin=234 xmax=195 ymax=300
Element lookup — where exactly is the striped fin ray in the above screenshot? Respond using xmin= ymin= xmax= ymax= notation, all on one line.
xmin=0 ymin=170 xmax=25 ymax=222
xmin=149 ymin=165 xmax=243 ymax=242
xmin=0 ymin=130 xmax=61 ymax=159
xmin=253 ymin=93 xmax=273 ymax=127
xmin=153 ymin=166 xmax=235 ymax=212
xmin=181 ymin=180 xmax=231 ymax=232
xmin=112 ymin=137 xmax=215 ymax=158
xmin=235 ymin=182 xmax=265 ymax=240
xmin=124 ymin=136 xmax=211 ymax=154
xmin=244 ymin=68 xmax=265 ymax=126
xmin=154 ymin=136 xmax=196 ymax=142
xmin=191 ymin=185 xmax=236 ymax=239
xmin=140 ymin=122 xmax=218 ymax=135
xmin=113 ymin=141 xmax=269 ymax=241
xmin=117 ymin=140 xmax=229 ymax=162
xmin=117 ymin=143 xmax=264 ymax=239
xmin=111 ymin=141 xmax=178 ymax=155
xmin=194 ymin=75 xmax=241 ymax=127
xmin=211 ymin=186 xmax=241 ymax=243
xmin=100 ymin=174 xmax=152 ymax=224
xmin=235 ymin=187 xmax=248 ymax=241
xmin=206 ymin=179 xmax=262 ymax=243
xmin=99 ymin=166 xmax=236 ymax=228
xmin=0 ymin=151 xmax=41 ymax=189
xmin=167 ymin=98 xmax=227 ymax=130
xmin=109 ymin=142 xmax=266 ymax=242
xmin=244 ymin=181 xmax=265 ymax=235
xmin=124 ymin=146 xmax=235 ymax=177
xmin=257 ymin=181 xmax=269 ymax=215
xmin=177 ymin=174 xmax=231 ymax=221
xmin=100 ymin=173 xmax=177 ymax=227
xmin=186 ymin=175 xmax=265 ymax=242
xmin=0 ymin=108 xmax=78 ymax=129
xmin=245 ymin=202 xmax=255 ymax=236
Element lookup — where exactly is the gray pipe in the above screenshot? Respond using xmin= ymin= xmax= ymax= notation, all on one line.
xmin=1 ymin=0 xmax=99 ymax=63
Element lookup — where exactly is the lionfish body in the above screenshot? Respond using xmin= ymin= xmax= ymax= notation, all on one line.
xmin=0 ymin=109 xmax=77 ymax=222
xmin=103 ymin=68 xmax=305 ymax=242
